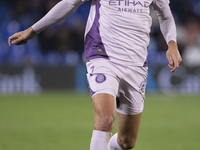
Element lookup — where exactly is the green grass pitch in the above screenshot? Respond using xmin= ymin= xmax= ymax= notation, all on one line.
xmin=0 ymin=91 xmax=200 ymax=150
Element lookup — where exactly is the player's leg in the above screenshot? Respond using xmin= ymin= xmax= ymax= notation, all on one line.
xmin=90 ymin=93 xmax=117 ymax=150
xmin=109 ymin=66 xmax=147 ymax=150
xmin=86 ymin=59 xmax=120 ymax=150
xmin=92 ymin=93 xmax=117 ymax=132
xmin=110 ymin=113 xmax=142 ymax=149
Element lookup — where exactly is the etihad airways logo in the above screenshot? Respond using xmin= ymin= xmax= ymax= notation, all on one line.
xmin=109 ymin=0 xmax=150 ymax=7
xmin=108 ymin=0 xmax=150 ymax=13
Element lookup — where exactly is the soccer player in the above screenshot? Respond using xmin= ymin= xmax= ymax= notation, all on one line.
xmin=8 ymin=0 xmax=182 ymax=149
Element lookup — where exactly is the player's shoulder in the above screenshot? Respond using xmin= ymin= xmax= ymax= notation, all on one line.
xmin=152 ymin=0 xmax=170 ymax=8
xmin=152 ymin=0 xmax=170 ymax=4
xmin=152 ymin=0 xmax=170 ymax=2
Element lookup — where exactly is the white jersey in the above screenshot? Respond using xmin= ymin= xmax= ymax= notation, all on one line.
xmin=32 ymin=0 xmax=176 ymax=67
xmin=84 ymin=0 xmax=176 ymax=66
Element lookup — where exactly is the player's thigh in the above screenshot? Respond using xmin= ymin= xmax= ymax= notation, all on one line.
xmin=92 ymin=93 xmax=117 ymax=132
xmin=92 ymin=93 xmax=117 ymax=118
xmin=117 ymin=112 xmax=142 ymax=146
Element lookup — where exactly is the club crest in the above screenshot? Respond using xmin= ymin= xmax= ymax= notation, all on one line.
xmin=95 ymin=73 xmax=106 ymax=83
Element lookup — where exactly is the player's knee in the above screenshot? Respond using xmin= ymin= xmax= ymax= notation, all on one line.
xmin=118 ymin=136 xmax=136 ymax=149
xmin=95 ymin=114 xmax=115 ymax=131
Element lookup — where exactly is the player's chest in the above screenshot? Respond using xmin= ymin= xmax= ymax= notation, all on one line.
xmin=107 ymin=0 xmax=153 ymax=8
xmin=104 ymin=0 xmax=153 ymax=14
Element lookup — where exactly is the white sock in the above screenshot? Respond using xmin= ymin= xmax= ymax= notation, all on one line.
xmin=90 ymin=130 xmax=112 ymax=150
xmin=109 ymin=133 xmax=124 ymax=150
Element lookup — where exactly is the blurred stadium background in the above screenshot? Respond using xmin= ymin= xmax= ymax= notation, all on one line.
xmin=0 ymin=0 xmax=200 ymax=150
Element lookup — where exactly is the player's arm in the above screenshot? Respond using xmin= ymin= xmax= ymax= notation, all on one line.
xmin=8 ymin=0 xmax=86 ymax=46
xmin=152 ymin=0 xmax=182 ymax=72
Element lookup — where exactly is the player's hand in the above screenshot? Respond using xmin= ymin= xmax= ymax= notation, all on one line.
xmin=166 ymin=40 xmax=182 ymax=73
xmin=8 ymin=27 xmax=36 ymax=46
